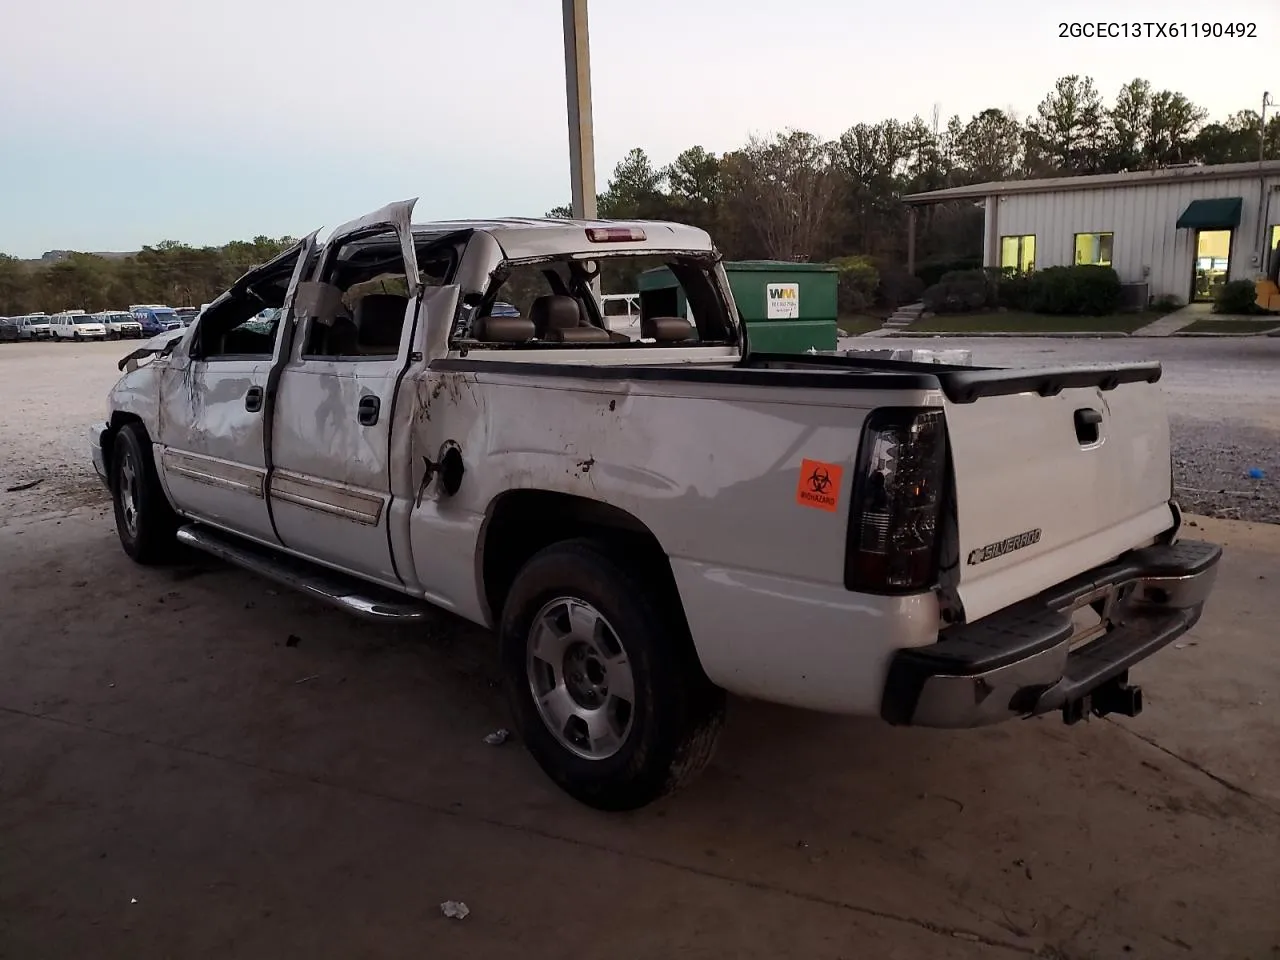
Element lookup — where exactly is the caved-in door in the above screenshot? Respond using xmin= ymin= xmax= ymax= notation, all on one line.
xmin=267 ymin=200 xmax=425 ymax=586
xmin=156 ymin=238 xmax=315 ymax=544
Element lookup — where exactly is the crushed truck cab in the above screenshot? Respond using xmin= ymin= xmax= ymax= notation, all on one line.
xmin=91 ymin=198 xmax=1221 ymax=810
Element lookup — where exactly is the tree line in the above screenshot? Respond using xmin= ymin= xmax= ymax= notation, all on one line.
xmin=552 ymin=75 xmax=1277 ymax=270
xmin=0 ymin=237 xmax=296 ymax=317
xmin=2 ymin=75 xmax=1275 ymax=317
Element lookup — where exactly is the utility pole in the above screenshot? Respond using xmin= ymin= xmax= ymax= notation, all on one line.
xmin=1262 ymin=92 xmax=1274 ymax=163
xmin=562 ymin=0 xmax=597 ymax=220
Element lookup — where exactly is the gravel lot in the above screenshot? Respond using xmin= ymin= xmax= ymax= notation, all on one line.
xmin=3 ymin=335 xmax=1279 ymax=522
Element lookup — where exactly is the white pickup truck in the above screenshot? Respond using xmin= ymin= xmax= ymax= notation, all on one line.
xmin=91 ymin=199 xmax=1221 ymax=810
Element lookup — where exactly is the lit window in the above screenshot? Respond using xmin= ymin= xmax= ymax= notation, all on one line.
xmin=1000 ymin=235 xmax=1036 ymax=272
xmin=1074 ymin=232 xmax=1114 ymax=267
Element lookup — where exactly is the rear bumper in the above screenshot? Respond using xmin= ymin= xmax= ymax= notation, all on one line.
xmin=881 ymin=539 xmax=1222 ymax=728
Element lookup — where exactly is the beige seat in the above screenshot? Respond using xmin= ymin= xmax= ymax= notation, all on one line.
xmin=641 ymin=316 xmax=695 ymax=342
xmin=474 ymin=315 xmax=535 ymax=342
xmin=530 ymin=295 xmax=610 ymax=343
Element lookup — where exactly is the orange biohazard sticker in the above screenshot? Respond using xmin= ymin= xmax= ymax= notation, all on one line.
xmin=795 ymin=458 xmax=843 ymax=512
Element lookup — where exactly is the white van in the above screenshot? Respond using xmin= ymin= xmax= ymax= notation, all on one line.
xmin=50 ymin=310 xmax=107 ymax=341
xmin=95 ymin=311 xmax=144 ymax=340
xmin=18 ymin=314 xmax=52 ymax=340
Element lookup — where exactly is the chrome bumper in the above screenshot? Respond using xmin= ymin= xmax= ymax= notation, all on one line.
xmin=882 ymin=539 xmax=1222 ymax=728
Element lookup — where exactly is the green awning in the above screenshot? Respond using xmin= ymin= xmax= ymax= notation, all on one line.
xmin=1176 ymin=197 xmax=1242 ymax=230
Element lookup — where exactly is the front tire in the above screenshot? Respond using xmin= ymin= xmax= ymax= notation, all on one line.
xmin=501 ymin=539 xmax=725 ymax=811
xmin=111 ymin=424 xmax=179 ymax=564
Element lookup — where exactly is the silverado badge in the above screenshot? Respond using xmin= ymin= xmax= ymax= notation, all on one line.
xmin=967 ymin=529 xmax=1042 ymax=565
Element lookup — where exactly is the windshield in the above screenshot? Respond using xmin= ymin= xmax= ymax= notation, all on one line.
xmin=109 ymin=313 xmax=132 ymax=322
xmin=74 ymin=315 xmax=99 ymax=325
xmin=155 ymin=310 xmax=177 ymax=321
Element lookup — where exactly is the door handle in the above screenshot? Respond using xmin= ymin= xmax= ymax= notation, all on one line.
xmin=358 ymin=395 xmax=380 ymax=426
xmin=245 ymin=386 xmax=264 ymax=412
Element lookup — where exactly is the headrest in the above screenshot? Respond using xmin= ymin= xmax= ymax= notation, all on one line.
xmin=475 ymin=315 xmax=536 ymax=342
xmin=530 ymin=295 xmax=581 ymax=337
xmin=641 ymin=316 xmax=695 ymax=342
xmin=354 ymin=294 xmax=408 ymax=351
xmin=545 ymin=326 xmax=611 ymax=343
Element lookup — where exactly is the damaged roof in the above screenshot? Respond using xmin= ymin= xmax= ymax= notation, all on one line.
xmin=409 ymin=218 xmax=716 ymax=260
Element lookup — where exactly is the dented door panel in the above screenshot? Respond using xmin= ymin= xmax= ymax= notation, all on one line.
xmin=154 ymin=237 xmax=316 ymax=543
xmin=265 ymin=206 xmax=427 ymax=586
xmin=268 ymin=357 xmax=406 ymax=586
xmin=157 ymin=359 xmax=278 ymax=540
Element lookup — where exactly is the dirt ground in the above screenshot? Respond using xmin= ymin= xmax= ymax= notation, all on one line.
xmin=1 ymin=339 xmax=1279 ymax=959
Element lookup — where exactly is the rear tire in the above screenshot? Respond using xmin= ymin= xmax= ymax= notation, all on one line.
xmin=111 ymin=424 xmax=179 ymax=564
xmin=500 ymin=538 xmax=725 ymax=811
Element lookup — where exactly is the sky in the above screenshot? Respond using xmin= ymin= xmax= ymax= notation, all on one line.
xmin=1 ymin=0 xmax=1277 ymax=257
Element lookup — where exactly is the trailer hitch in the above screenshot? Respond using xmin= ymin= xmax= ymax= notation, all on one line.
xmin=1062 ymin=673 xmax=1144 ymax=725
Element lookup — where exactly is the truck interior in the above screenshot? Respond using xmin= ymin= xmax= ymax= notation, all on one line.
xmin=193 ymin=247 xmax=302 ymax=359
xmin=299 ymin=231 xmax=458 ymax=359
xmin=461 ymin=254 xmax=738 ymax=349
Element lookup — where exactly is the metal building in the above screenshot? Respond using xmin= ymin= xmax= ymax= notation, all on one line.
xmin=904 ymin=160 xmax=1280 ymax=304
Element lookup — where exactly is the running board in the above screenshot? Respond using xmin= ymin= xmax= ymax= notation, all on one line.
xmin=175 ymin=524 xmax=434 ymax=623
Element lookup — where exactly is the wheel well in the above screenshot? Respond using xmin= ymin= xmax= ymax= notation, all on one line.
xmin=103 ymin=412 xmax=145 ymax=472
xmin=480 ymin=490 xmax=681 ymax=626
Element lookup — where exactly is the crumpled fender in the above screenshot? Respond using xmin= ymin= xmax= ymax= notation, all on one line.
xmin=117 ymin=328 xmax=185 ymax=371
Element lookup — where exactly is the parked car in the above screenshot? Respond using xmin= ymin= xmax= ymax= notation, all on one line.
xmin=51 ymin=310 xmax=107 ymax=341
xmin=129 ymin=305 xmax=182 ymax=335
xmin=91 ymin=200 xmax=1222 ymax=811
xmin=0 ymin=318 xmax=18 ymax=342
xmin=18 ymin=314 xmax=52 ymax=340
xmin=174 ymin=307 xmax=199 ymax=326
xmin=97 ymin=311 xmax=144 ymax=340
xmin=490 ymin=301 xmax=520 ymax=317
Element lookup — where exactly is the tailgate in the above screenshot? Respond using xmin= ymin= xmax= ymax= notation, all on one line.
xmin=943 ymin=379 xmax=1175 ymax=622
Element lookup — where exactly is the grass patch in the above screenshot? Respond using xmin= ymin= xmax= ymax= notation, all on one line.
xmin=909 ymin=310 xmax=1164 ymax=334
xmin=1181 ymin=317 xmax=1280 ymax=334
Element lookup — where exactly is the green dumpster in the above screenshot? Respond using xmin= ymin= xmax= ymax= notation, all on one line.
xmin=637 ymin=260 xmax=839 ymax=354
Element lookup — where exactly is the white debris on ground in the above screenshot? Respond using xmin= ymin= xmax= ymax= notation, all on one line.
xmin=483 ymin=728 xmax=511 ymax=746
xmin=440 ymin=901 xmax=470 ymax=920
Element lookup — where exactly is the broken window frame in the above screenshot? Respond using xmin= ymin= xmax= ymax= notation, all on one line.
xmin=451 ymin=249 xmax=740 ymax=349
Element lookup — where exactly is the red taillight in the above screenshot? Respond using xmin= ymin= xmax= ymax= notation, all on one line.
xmin=845 ymin=408 xmax=948 ymax=594
xmin=585 ymin=226 xmax=646 ymax=243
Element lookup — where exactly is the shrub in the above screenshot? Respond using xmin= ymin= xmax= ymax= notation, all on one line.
xmin=1027 ymin=265 xmax=1122 ymax=315
xmin=940 ymin=269 xmax=999 ymax=308
xmin=922 ymin=279 xmax=987 ymax=314
xmin=872 ymin=259 xmax=925 ymax=308
xmin=1214 ymin=280 xmax=1261 ymax=315
xmin=998 ymin=272 xmax=1035 ymax=310
xmin=830 ymin=255 xmax=880 ymax=314
xmin=915 ymin=257 xmax=983 ymax=288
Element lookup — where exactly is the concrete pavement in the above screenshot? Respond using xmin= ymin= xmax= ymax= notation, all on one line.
xmin=0 ymin=507 xmax=1277 ymax=959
